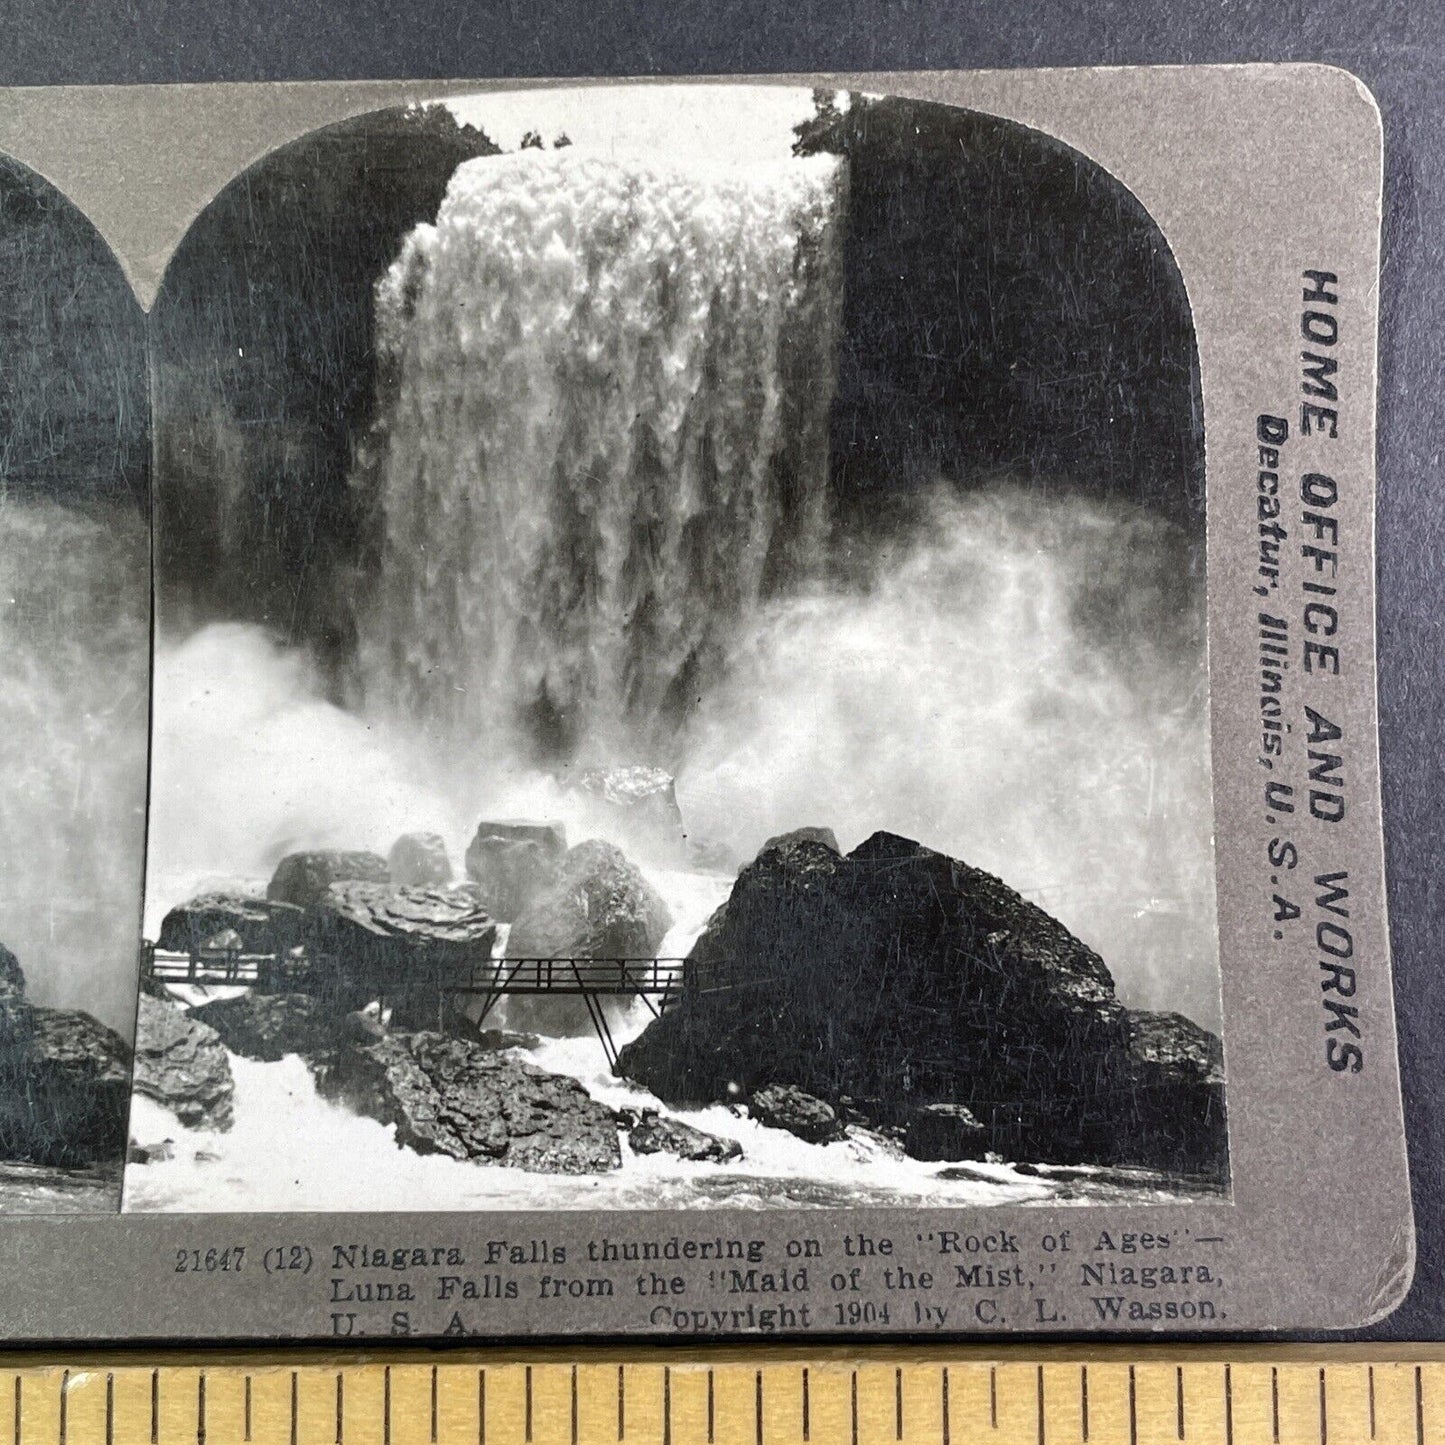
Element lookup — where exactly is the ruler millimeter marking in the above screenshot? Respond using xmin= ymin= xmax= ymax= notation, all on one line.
xmin=1 ymin=1360 xmax=1442 ymax=1445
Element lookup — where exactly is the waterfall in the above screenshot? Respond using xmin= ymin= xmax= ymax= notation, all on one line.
xmin=0 ymin=501 xmax=149 ymax=1037
xmin=354 ymin=150 xmax=847 ymax=769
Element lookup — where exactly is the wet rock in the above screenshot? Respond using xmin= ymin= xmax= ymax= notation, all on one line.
xmin=324 ymin=1030 xmax=620 ymax=1173
xmin=0 ymin=944 xmax=131 ymax=1166
xmin=127 ymin=1138 xmax=175 ymax=1165
xmin=934 ymin=1164 xmax=1005 ymax=1184
xmin=0 ymin=944 xmax=25 ymax=1004
xmin=1109 ymin=1010 xmax=1227 ymax=1181
xmin=836 ymin=1095 xmax=881 ymax=1125
xmin=132 ymin=995 xmax=235 ymax=1132
xmin=464 ymin=820 xmax=568 ymax=921
xmin=473 ymin=820 xmax=569 ymax=853
xmin=306 ymin=883 xmax=497 ymax=1015
xmin=572 ymin=766 xmax=684 ymax=856
xmin=617 ymin=831 xmax=1137 ymax=1166
xmin=760 ymin=827 xmax=839 ymax=856
xmin=314 ymin=882 xmax=496 ymax=949
xmin=905 ymin=1103 xmax=987 ymax=1161
xmin=508 ymin=840 xmax=672 ymax=960
xmin=0 ymin=1001 xmax=131 ymax=1169
xmin=1124 ymin=1008 xmax=1224 ymax=1082
xmin=628 ymin=1111 xmax=743 ymax=1163
xmin=267 ymin=851 xmax=390 ymax=908
xmin=504 ymin=840 xmax=673 ymax=1034
xmin=341 ymin=1008 xmax=387 ymax=1045
xmin=748 ymin=1084 xmax=844 ymax=1144
xmin=190 ymin=993 xmax=339 ymax=1062
xmin=477 ymin=1028 xmax=543 ymax=1052
xmin=388 ymin=833 xmax=454 ymax=887
xmin=157 ymin=893 xmax=306 ymax=956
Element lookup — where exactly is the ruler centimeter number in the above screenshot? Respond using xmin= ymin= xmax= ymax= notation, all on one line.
xmin=1 ymin=1358 xmax=1442 ymax=1445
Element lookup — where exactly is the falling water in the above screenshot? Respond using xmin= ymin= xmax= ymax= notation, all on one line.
xmin=0 ymin=501 xmax=148 ymax=1037
xmin=132 ymin=141 xmax=1224 ymax=1212
xmin=354 ymin=150 xmax=846 ymax=767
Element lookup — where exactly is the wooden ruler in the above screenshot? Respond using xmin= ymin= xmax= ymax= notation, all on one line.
xmin=3 ymin=1352 xmax=1445 ymax=1445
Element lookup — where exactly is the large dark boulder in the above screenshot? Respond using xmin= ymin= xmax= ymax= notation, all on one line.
xmin=749 ymin=1084 xmax=844 ymax=1144
xmin=314 ymin=882 xmax=496 ymax=948
xmin=617 ymin=831 xmax=1137 ymax=1165
xmin=305 ymin=883 xmax=497 ymax=1021
xmin=156 ymin=892 xmax=306 ymax=955
xmin=132 ymin=995 xmax=234 ymax=1131
xmin=571 ymin=766 xmax=684 ymax=857
xmin=0 ymin=1004 xmax=131 ymax=1168
xmin=464 ymin=820 xmax=567 ymax=921
xmin=507 ymin=840 xmax=672 ymax=959
xmin=469 ymin=820 xmax=568 ymax=853
xmin=267 ymin=850 xmax=389 ymax=908
xmin=1109 ymin=1010 xmax=1227 ymax=1181
xmin=387 ymin=833 xmax=453 ymax=887
xmin=504 ymin=840 xmax=672 ymax=1034
xmin=323 ymin=1030 xmax=620 ymax=1173
xmin=628 ymin=1111 xmax=742 ymax=1163
xmin=190 ymin=992 xmax=339 ymax=1062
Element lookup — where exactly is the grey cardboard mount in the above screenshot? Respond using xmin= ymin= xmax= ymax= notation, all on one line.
xmin=0 ymin=65 xmax=1413 ymax=1340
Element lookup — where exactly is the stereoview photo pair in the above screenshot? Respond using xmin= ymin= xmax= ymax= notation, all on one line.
xmin=0 ymin=67 xmax=1412 ymax=1338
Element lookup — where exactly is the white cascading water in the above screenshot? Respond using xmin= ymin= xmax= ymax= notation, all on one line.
xmin=129 ymin=145 xmax=1221 ymax=1212
xmin=354 ymin=150 xmax=846 ymax=767
xmin=0 ymin=501 xmax=148 ymax=1039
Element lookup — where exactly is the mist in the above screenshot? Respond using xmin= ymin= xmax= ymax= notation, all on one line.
xmin=148 ymin=484 xmax=1218 ymax=1029
xmin=0 ymin=501 xmax=149 ymax=1037
xmin=679 ymin=487 xmax=1218 ymax=1028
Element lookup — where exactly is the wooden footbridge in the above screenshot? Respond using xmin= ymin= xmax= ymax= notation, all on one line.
xmin=141 ymin=943 xmax=761 ymax=1066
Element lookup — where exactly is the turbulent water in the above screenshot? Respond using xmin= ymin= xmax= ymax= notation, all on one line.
xmin=355 ymin=150 xmax=846 ymax=768
xmin=0 ymin=501 xmax=148 ymax=1037
xmin=126 ymin=1039 xmax=1211 ymax=1213
xmin=131 ymin=146 xmax=1222 ymax=1211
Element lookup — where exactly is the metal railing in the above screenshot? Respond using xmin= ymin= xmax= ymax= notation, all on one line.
xmin=145 ymin=945 xmax=270 ymax=984
xmin=144 ymin=943 xmax=772 ymax=994
xmin=142 ymin=940 xmax=775 ymax=1070
xmin=455 ymin=956 xmax=685 ymax=995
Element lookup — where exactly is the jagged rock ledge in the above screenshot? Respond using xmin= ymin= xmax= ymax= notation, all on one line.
xmin=132 ymin=994 xmax=234 ymax=1131
xmin=321 ymin=1031 xmax=621 ymax=1173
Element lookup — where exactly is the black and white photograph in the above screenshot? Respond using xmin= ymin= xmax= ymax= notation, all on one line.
xmin=125 ymin=82 xmax=1227 ymax=1213
xmin=0 ymin=157 xmax=149 ymax=1212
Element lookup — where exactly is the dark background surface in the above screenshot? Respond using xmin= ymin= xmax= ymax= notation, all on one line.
xmin=0 ymin=157 xmax=146 ymax=512
xmin=0 ymin=0 xmax=1440 ymax=1342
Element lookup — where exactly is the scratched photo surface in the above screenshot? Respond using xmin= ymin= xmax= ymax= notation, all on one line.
xmin=123 ymin=86 xmax=1228 ymax=1212
xmin=0 ymin=158 xmax=149 ymax=1213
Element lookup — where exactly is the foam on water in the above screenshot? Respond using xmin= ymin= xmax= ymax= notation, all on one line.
xmin=123 ymin=1040 xmax=1056 ymax=1213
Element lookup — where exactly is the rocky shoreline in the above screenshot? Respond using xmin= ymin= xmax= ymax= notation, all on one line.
xmin=0 ymin=942 xmax=131 ymax=1173
xmin=127 ymin=793 xmax=1227 ymax=1189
